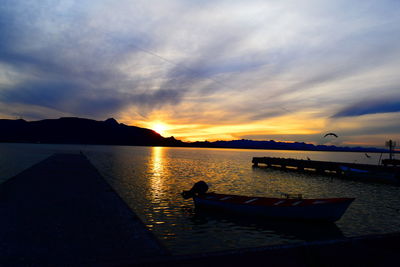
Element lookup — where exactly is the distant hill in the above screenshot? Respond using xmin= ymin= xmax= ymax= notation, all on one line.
xmin=189 ymin=139 xmax=388 ymax=153
xmin=0 ymin=117 xmax=183 ymax=146
xmin=0 ymin=117 xmax=390 ymax=152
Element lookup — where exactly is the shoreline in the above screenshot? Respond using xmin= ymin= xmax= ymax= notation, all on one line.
xmin=0 ymin=141 xmax=396 ymax=154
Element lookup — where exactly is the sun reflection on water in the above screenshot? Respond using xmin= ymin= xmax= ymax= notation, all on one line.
xmin=148 ymin=146 xmax=174 ymax=230
xmin=150 ymin=146 xmax=166 ymax=202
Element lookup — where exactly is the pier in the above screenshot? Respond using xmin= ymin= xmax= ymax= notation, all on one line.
xmin=252 ymin=157 xmax=400 ymax=183
xmin=0 ymin=153 xmax=168 ymax=266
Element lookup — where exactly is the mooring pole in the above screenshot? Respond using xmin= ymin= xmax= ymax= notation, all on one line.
xmin=385 ymin=140 xmax=396 ymax=160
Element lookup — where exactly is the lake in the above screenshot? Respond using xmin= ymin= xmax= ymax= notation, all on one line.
xmin=1 ymin=143 xmax=399 ymax=255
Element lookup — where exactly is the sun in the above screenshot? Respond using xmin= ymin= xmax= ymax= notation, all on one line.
xmin=152 ymin=123 xmax=167 ymax=135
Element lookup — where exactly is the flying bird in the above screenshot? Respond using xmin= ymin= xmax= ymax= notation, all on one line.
xmin=324 ymin=133 xmax=338 ymax=138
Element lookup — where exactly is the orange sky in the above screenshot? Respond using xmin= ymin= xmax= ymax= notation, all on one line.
xmin=120 ymin=111 xmax=399 ymax=148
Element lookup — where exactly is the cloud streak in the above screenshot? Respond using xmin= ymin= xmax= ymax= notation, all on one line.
xmin=333 ymin=95 xmax=400 ymax=117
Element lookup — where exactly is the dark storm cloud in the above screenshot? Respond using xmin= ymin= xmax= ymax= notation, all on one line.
xmin=0 ymin=80 xmax=127 ymax=116
xmin=0 ymin=78 xmax=186 ymax=117
xmin=332 ymin=96 xmax=400 ymax=117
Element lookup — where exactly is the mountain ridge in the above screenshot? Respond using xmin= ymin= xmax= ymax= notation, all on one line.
xmin=0 ymin=117 xmax=182 ymax=146
xmin=189 ymin=139 xmax=388 ymax=153
xmin=0 ymin=117 xmax=390 ymax=153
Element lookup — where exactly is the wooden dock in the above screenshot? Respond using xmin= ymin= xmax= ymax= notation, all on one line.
xmin=252 ymin=157 xmax=400 ymax=183
xmin=0 ymin=153 xmax=169 ymax=266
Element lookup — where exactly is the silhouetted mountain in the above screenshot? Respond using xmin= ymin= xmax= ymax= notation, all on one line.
xmin=188 ymin=139 xmax=388 ymax=153
xmin=0 ymin=118 xmax=389 ymax=152
xmin=0 ymin=117 xmax=183 ymax=146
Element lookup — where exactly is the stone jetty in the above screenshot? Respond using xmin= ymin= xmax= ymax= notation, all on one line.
xmin=0 ymin=153 xmax=168 ymax=266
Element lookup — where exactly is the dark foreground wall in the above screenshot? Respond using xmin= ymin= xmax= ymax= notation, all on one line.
xmin=0 ymin=153 xmax=168 ymax=266
xmin=141 ymin=232 xmax=400 ymax=267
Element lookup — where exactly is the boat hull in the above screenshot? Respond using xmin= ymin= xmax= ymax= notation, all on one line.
xmin=193 ymin=193 xmax=354 ymax=222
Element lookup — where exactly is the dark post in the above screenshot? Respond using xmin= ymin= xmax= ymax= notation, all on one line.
xmin=386 ymin=140 xmax=396 ymax=160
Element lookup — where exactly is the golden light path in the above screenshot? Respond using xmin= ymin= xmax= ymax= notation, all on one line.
xmin=149 ymin=146 xmax=166 ymax=203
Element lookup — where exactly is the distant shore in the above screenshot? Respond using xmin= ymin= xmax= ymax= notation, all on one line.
xmin=186 ymin=139 xmax=393 ymax=154
xmin=0 ymin=140 xmax=395 ymax=154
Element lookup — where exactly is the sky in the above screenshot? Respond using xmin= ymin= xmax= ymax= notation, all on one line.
xmin=1 ymin=0 xmax=399 ymax=147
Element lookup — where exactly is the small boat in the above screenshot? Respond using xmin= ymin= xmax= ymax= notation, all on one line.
xmin=182 ymin=181 xmax=354 ymax=222
xmin=339 ymin=165 xmax=400 ymax=184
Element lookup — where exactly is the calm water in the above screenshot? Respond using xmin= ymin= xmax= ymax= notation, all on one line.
xmin=1 ymin=143 xmax=399 ymax=255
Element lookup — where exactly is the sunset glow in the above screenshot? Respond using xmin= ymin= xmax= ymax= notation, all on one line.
xmin=152 ymin=123 xmax=168 ymax=136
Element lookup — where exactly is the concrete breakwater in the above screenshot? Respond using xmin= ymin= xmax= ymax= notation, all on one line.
xmin=152 ymin=232 xmax=400 ymax=267
xmin=0 ymin=153 xmax=168 ymax=266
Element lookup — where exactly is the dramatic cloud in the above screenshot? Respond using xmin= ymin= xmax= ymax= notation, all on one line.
xmin=0 ymin=0 xmax=400 ymax=145
xmin=333 ymin=95 xmax=400 ymax=117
